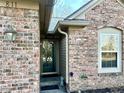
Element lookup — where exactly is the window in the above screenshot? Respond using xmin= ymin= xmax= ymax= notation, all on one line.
xmin=98 ymin=27 xmax=122 ymax=73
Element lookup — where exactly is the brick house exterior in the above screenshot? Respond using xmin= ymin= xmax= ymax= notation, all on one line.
xmin=65 ymin=0 xmax=124 ymax=92
xmin=0 ymin=0 xmax=56 ymax=92
xmin=1 ymin=0 xmax=124 ymax=93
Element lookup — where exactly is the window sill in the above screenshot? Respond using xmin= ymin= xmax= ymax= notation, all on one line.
xmin=98 ymin=72 xmax=122 ymax=77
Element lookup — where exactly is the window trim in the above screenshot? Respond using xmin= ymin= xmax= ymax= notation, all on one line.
xmin=98 ymin=27 xmax=122 ymax=73
xmin=117 ymin=0 xmax=124 ymax=8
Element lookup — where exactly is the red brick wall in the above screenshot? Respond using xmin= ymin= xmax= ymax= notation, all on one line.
xmin=68 ymin=0 xmax=124 ymax=92
xmin=0 ymin=7 xmax=40 ymax=93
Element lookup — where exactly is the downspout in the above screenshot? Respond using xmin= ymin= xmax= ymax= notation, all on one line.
xmin=58 ymin=27 xmax=69 ymax=84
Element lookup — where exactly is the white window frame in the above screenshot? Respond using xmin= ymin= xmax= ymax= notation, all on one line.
xmin=98 ymin=27 xmax=122 ymax=73
xmin=117 ymin=0 xmax=124 ymax=8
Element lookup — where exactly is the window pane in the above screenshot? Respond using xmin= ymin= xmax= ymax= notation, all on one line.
xmin=102 ymin=52 xmax=117 ymax=68
xmin=101 ymin=35 xmax=118 ymax=51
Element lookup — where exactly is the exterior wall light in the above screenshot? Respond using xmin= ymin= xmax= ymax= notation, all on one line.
xmin=4 ymin=25 xmax=17 ymax=41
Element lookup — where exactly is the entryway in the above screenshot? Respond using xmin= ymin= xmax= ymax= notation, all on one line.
xmin=40 ymin=38 xmax=67 ymax=93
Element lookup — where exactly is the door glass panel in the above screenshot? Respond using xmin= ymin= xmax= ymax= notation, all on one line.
xmin=42 ymin=41 xmax=56 ymax=73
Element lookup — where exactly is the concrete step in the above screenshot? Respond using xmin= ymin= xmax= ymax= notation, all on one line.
xmin=41 ymin=89 xmax=66 ymax=93
xmin=40 ymin=76 xmax=67 ymax=93
xmin=41 ymin=76 xmax=60 ymax=86
xmin=41 ymin=81 xmax=59 ymax=86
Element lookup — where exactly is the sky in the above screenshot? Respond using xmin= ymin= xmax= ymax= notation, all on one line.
xmin=48 ymin=0 xmax=90 ymax=32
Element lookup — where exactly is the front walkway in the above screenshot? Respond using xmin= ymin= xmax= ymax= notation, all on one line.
xmin=40 ymin=76 xmax=67 ymax=93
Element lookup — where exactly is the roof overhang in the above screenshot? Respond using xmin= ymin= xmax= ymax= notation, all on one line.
xmin=66 ymin=0 xmax=104 ymax=19
xmin=58 ymin=20 xmax=90 ymax=26
xmin=49 ymin=19 xmax=91 ymax=34
xmin=66 ymin=0 xmax=124 ymax=19
xmin=39 ymin=0 xmax=55 ymax=34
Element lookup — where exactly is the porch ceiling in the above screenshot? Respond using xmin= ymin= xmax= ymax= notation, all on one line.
xmin=39 ymin=0 xmax=54 ymax=34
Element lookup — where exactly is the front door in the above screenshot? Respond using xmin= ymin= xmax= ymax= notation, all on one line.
xmin=42 ymin=40 xmax=56 ymax=73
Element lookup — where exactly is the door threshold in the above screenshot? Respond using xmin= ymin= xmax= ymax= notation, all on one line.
xmin=42 ymin=72 xmax=58 ymax=75
xmin=41 ymin=72 xmax=59 ymax=77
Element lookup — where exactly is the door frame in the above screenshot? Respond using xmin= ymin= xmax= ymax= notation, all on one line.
xmin=41 ymin=39 xmax=59 ymax=75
